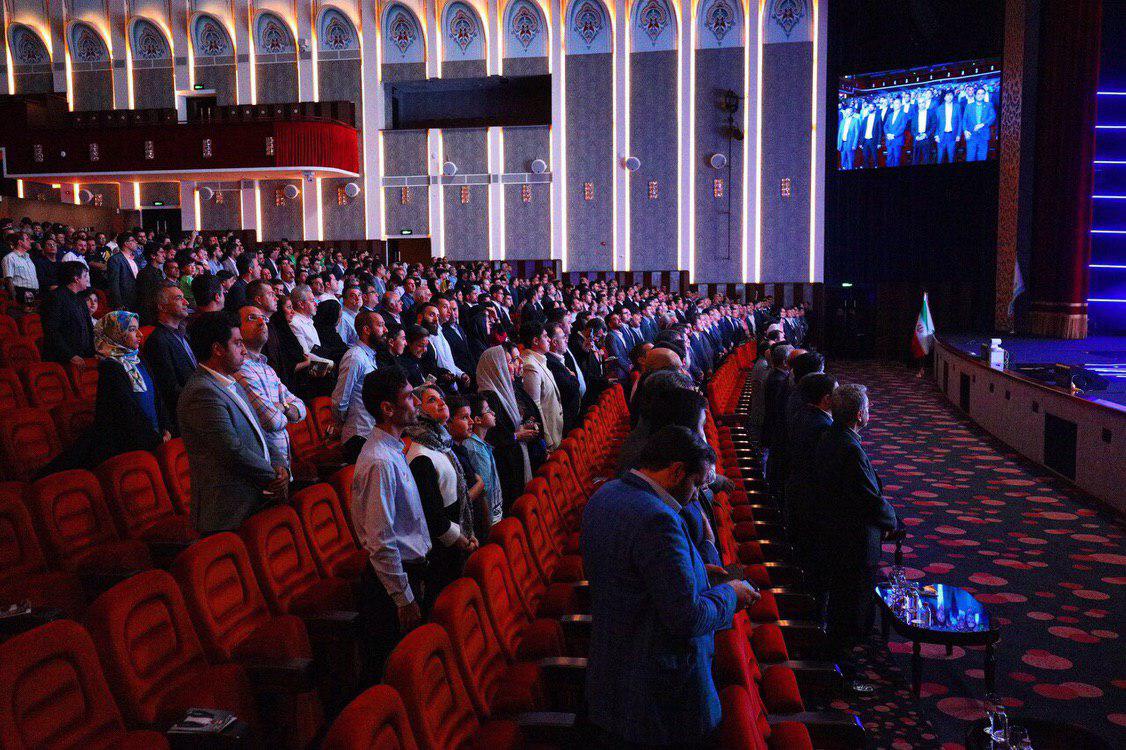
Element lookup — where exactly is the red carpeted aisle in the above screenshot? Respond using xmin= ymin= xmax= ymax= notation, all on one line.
xmin=833 ymin=361 xmax=1125 ymax=749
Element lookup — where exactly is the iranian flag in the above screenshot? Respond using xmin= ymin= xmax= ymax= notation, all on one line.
xmin=911 ymin=292 xmax=935 ymax=358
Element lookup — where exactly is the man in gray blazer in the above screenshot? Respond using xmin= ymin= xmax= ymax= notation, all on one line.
xmin=180 ymin=312 xmax=289 ymax=535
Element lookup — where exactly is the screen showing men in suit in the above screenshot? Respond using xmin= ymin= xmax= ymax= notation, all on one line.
xmin=837 ymin=60 xmax=1001 ymax=171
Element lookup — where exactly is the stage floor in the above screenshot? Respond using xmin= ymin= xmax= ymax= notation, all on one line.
xmin=944 ymin=334 xmax=1126 ymax=408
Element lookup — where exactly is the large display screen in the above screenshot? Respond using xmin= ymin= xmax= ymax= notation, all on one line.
xmin=837 ymin=59 xmax=1001 ymax=170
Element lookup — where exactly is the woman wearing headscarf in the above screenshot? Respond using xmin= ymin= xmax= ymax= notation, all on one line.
xmin=476 ymin=345 xmax=546 ymax=511
xmin=404 ymin=384 xmax=479 ymax=603
xmin=312 ymin=298 xmax=348 ymax=365
xmin=89 ymin=311 xmax=170 ymax=464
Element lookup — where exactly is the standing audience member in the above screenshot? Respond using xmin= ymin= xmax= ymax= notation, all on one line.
xmin=815 ymin=384 xmax=898 ymax=683
xmin=312 ymin=298 xmax=349 ymax=365
xmin=88 ymin=311 xmax=171 ymax=464
xmin=476 ymin=345 xmax=543 ymax=511
xmin=582 ymin=426 xmax=761 ymax=747
xmin=134 ymin=245 xmax=166 ymax=325
xmin=142 ymin=284 xmax=196 ymax=433
xmin=191 ymin=273 xmax=225 ymax=314
xmin=3 ymin=231 xmax=39 ymax=302
xmin=40 ymin=261 xmax=94 ymax=365
xmin=520 ymin=321 xmax=565 ymax=452
xmin=179 ymin=312 xmax=288 ymax=534
xmin=289 ymin=284 xmax=321 ymax=354
xmin=455 ymin=394 xmax=505 ymax=538
xmin=544 ymin=321 xmax=581 ymax=435
xmin=761 ymin=344 xmax=795 ymax=495
xmin=332 ymin=310 xmax=385 ymax=462
xmin=352 ymin=369 xmax=431 ymax=677
xmin=235 ymin=304 xmax=307 ymax=475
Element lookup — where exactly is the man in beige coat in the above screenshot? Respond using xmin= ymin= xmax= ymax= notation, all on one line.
xmin=519 ymin=321 xmax=564 ymax=451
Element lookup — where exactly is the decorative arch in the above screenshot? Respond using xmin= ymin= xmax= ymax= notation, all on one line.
xmin=565 ymin=0 xmax=610 ymax=55
xmin=318 ymin=7 xmax=357 ymax=52
xmin=381 ymin=3 xmax=424 ymax=63
xmin=442 ymin=1 xmax=485 ymax=60
xmin=192 ymin=14 xmax=232 ymax=57
xmin=255 ymin=12 xmax=295 ymax=55
xmin=130 ymin=19 xmax=171 ymax=60
xmin=68 ymin=22 xmax=109 ymax=63
xmin=8 ymin=24 xmax=50 ymax=66
xmin=764 ymin=0 xmax=811 ymax=43
xmin=631 ymin=0 xmax=675 ymax=51
xmin=696 ymin=0 xmax=743 ymax=49
xmin=503 ymin=0 xmax=547 ymax=58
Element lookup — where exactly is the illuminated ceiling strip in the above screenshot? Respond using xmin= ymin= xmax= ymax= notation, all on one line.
xmin=1090 ymin=264 xmax=1126 ymax=269
xmin=1087 ymin=298 xmax=1126 ymax=303
xmin=753 ymin=0 xmax=764 ymax=283
xmin=807 ymin=0 xmax=818 ymax=283
xmin=1091 ymin=229 xmax=1126 ymax=234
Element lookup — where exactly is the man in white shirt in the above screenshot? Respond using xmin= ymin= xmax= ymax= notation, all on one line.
xmin=352 ymin=368 xmax=431 ymax=679
xmin=2 ymin=231 xmax=39 ymax=301
xmin=289 ymin=284 xmax=321 ymax=354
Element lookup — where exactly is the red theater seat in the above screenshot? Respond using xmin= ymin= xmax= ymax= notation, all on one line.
xmin=291 ymin=483 xmax=366 ymax=580
xmin=49 ymin=400 xmax=95 ymax=447
xmin=0 ymin=368 xmax=28 ymax=411
xmin=0 ymin=315 xmax=18 ymax=340
xmin=0 ymin=337 xmax=40 ymax=370
xmin=67 ymin=357 xmax=99 ymax=402
xmin=20 ymin=361 xmax=76 ymax=409
xmin=0 ymin=408 xmax=60 ymax=481
xmin=0 ymin=620 xmax=170 ymax=750
xmin=155 ymin=438 xmax=192 ymax=515
xmin=432 ymin=577 xmax=548 ymax=717
xmin=239 ymin=505 xmax=355 ymax=617
xmin=329 ymin=464 xmax=358 ymax=539
xmin=0 ymin=484 xmax=85 ymax=617
xmin=28 ymin=469 xmax=153 ymax=575
xmin=16 ymin=313 xmax=41 ymax=341
xmin=96 ymin=451 xmax=199 ymax=546
xmin=83 ymin=569 xmax=259 ymax=729
xmin=322 ymin=684 xmax=419 ymax=750
xmin=384 ymin=624 xmax=523 ymax=750
xmin=490 ymin=517 xmax=580 ymax=619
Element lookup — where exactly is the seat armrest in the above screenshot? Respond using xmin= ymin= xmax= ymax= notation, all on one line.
xmin=756 ymin=539 xmax=792 ymax=562
xmin=515 ymin=711 xmax=581 ymax=746
xmin=244 ymin=658 xmax=317 ymax=692
xmin=305 ymin=609 xmax=361 ymax=640
xmin=166 ymin=717 xmax=253 ymax=750
xmin=559 ymin=614 xmax=591 ymax=657
xmin=761 ymin=562 xmax=803 ymax=587
xmin=770 ymin=660 xmax=844 ymax=701
xmin=770 ymin=588 xmax=819 ymax=618
xmin=80 ymin=570 xmax=149 ymax=596
xmin=768 ymin=710 xmax=866 ymax=750
xmin=150 ymin=540 xmax=196 ymax=566
xmin=538 ymin=657 xmax=588 ymax=712
xmin=775 ymin=619 xmax=828 ymax=658
xmin=0 ymin=607 xmax=61 ymax=638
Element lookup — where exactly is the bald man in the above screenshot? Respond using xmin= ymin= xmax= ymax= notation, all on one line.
xmin=630 ymin=346 xmax=688 ymax=421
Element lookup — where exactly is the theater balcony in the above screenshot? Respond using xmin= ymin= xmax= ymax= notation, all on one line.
xmin=0 ymin=96 xmax=360 ymax=183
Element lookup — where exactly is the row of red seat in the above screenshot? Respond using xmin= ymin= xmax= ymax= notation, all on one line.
xmin=0 ymin=312 xmax=41 ymax=341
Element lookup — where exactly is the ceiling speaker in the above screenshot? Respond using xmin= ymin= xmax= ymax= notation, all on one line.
xmin=197 ymin=186 xmax=215 ymax=201
xmin=530 ymin=158 xmax=548 ymax=174
xmin=623 ymin=156 xmax=641 ymax=172
xmin=344 ymin=182 xmax=361 ymax=198
xmin=709 ymin=153 xmax=728 ymax=170
xmin=283 ymin=184 xmax=300 ymax=200
xmin=442 ymin=161 xmax=458 ymax=176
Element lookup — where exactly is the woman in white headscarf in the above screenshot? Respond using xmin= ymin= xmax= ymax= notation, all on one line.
xmin=476 ymin=345 xmax=545 ymax=512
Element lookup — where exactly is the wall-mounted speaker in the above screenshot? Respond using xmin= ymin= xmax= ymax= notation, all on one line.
xmin=283 ymin=184 xmax=300 ymax=199
xmin=623 ymin=156 xmax=641 ymax=172
xmin=344 ymin=182 xmax=361 ymax=197
xmin=442 ymin=161 xmax=458 ymax=176
xmin=709 ymin=153 xmax=728 ymax=170
xmin=530 ymin=158 xmax=548 ymax=174
xmin=197 ymin=186 xmax=215 ymax=201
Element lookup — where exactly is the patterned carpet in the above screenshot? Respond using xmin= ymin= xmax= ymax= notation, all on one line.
xmin=828 ymin=361 xmax=1125 ymax=749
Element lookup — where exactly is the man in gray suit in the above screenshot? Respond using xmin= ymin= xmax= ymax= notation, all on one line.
xmin=180 ymin=311 xmax=289 ymax=534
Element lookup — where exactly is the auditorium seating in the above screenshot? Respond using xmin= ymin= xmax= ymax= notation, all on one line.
xmin=0 ymin=336 xmax=40 ymax=370
xmin=19 ymin=361 xmax=77 ymax=408
xmin=49 ymin=399 xmax=95 ymax=446
xmin=0 ymin=368 xmax=27 ymax=410
xmin=27 ymin=469 xmax=154 ymax=576
xmin=0 ymin=315 xmax=19 ymax=340
xmin=95 ymin=450 xmax=200 ymax=549
xmin=82 ymin=569 xmax=260 ymax=729
xmin=67 ymin=357 xmax=99 ymax=401
xmin=322 ymin=684 xmax=418 ymax=750
xmin=0 ymin=484 xmax=86 ymax=617
xmin=155 ymin=437 xmax=193 ymax=514
xmin=0 ymin=407 xmax=60 ymax=480
xmin=291 ymin=483 xmax=366 ymax=581
xmin=0 ymin=620 xmax=171 ymax=750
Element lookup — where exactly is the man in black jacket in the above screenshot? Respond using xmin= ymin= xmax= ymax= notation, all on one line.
xmin=143 ymin=284 xmax=196 ymax=432
xmin=134 ymin=244 xmax=167 ymax=325
xmin=814 ymin=383 xmax=898 ymax=671
xmin=545 ymin=321 xmax=581 ymax=434
xmin=106 ymin=234 xmax=139 ymax=311
xmin=40 ymin=261 xmax=94 ymax=365
xmin=439 ymin=296 xmax=474 ymax=376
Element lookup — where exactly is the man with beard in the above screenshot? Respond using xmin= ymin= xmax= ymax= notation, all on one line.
xmin=332 ymin=309 xmax=386 ymax=462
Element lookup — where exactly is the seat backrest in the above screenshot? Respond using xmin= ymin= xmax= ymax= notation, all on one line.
xmin=238 ymin=505 xmax=325 ymax=614
xmin=329 ymin=464 xmax=358 ymax=539
xmin=17 ymin=314 xmax=41 ymax=341
xmin=383 ymin=624 xmax=481 ymax=750
xmin=1 ymin=337 xmax=40 ymax=369
xmin=430 ymin=577 xmax=511 ymax=717
xmin=0 ymin=315 xmax=18 ymax=340
xmin=83 ymin=569 xmax=211 ymax=727
xmin=322 ymin=684 xmax=419 ymax=750
xmin=21 ymin=361 xmax=75 ymax=409
xmin=0 ymin=408 xmax=60 ymax=481
xmin=718 ymin=684 xmax=769 ymax=750
xmin=171 ymin=532 xmax=274 ymax=664
xmin=464 ymin=544 xmax=533 ymax=662
xmin=309 ymin=396 xmax=335 ymax=441
xmin=511 ymin=494 xmax=559 ymax=583
xmin=489 ymin=517 xmax=546 ymax=612
xmin=0 ymin=620 xmax=134 ymax=750
xmin=286 ymin=419 xmax=319 ymax=460
xmin=292 ymin=483 xmax=360 ymax=578
xmin=0 ymin=368 xmax=27 ymax=411
xmin=49 ymin=400 xmax=95 ymax=447
xmin=155 ymin=438 xmax=192 ymax=515
xmin=28 ymin=469 xmax=123 ymax=566
xmin=0 ymin=484 xmax=49 ymax=583
xmin=67 ymin=358 xmax=99 ymax=402
xmin=96 ymin=451 xmax=179 ymax=538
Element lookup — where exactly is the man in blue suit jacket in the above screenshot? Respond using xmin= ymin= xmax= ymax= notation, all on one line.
xmin=582 ymin=426 xmax=759 ymax=746
xmin=605 ymin=311 xmax=632 ymax=380
xmin=883 ymin=98 xmax=908 ymax=167
xmin=962 ymin=87 xmax=997 ymax=162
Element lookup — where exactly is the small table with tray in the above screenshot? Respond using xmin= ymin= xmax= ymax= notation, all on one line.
xmin=875 ymin=580 xmax=1001 ymax=695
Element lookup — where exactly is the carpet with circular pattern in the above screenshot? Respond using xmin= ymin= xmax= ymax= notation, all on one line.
xmin=830 ymin=361 xmax=1125 ymax=749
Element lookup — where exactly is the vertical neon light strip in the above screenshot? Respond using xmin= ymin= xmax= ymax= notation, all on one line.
xmin=555 ymin=2 xmax=568 ymax=270
xmin=193 ymin=187 xmax=202 ymax=230
xmin=309 ymin=2 xmax=318 ymax=101
xmin=247 ymin=11 xmax=256 ymax=104
xmin=315 ymin=177 xmax=324 ymax=239
xmin=687 ymin=0 xmax=696 ymax=280
xmin=72 ymin=181 xmax=80 ymax=204
xmin=64 ymin=46 xmax=74 ymax=110
xmin=125 ymin=11 xmax=135 ymax=108
xmin=5 ymin=39 xmax=16 ymax=93
xmin=753 ymin=0 xmax=764 ymax=282
xmin=740 ymin=0 xmax=751 ymax=282
xmin=254 ymin=182 xmax=263 ymax=241
xmin=807 ymin=0 xmax=817 ymax=282
xmin=362 ymin=8 xmax=387 ymax=240
xmin=435 ymin=130 xmax=446 ymax=257
xmin=674 ymin=0 xmax=683 ymax=278
xmin=187 ymin=7 xmax=196 ymax=88
xmin=621 ymin=2 xmax=630 ymax=272
xmin=609 ymin=1 xmax=622 ymax=271
xmin=132 ymin=181 xmax=140 ymax=208
xmin=16 ymin=180 xmax=25 ymax=198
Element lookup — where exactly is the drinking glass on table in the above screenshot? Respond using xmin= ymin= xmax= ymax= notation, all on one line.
xmin=985 ymin=695 xmax=1008 ymax=745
